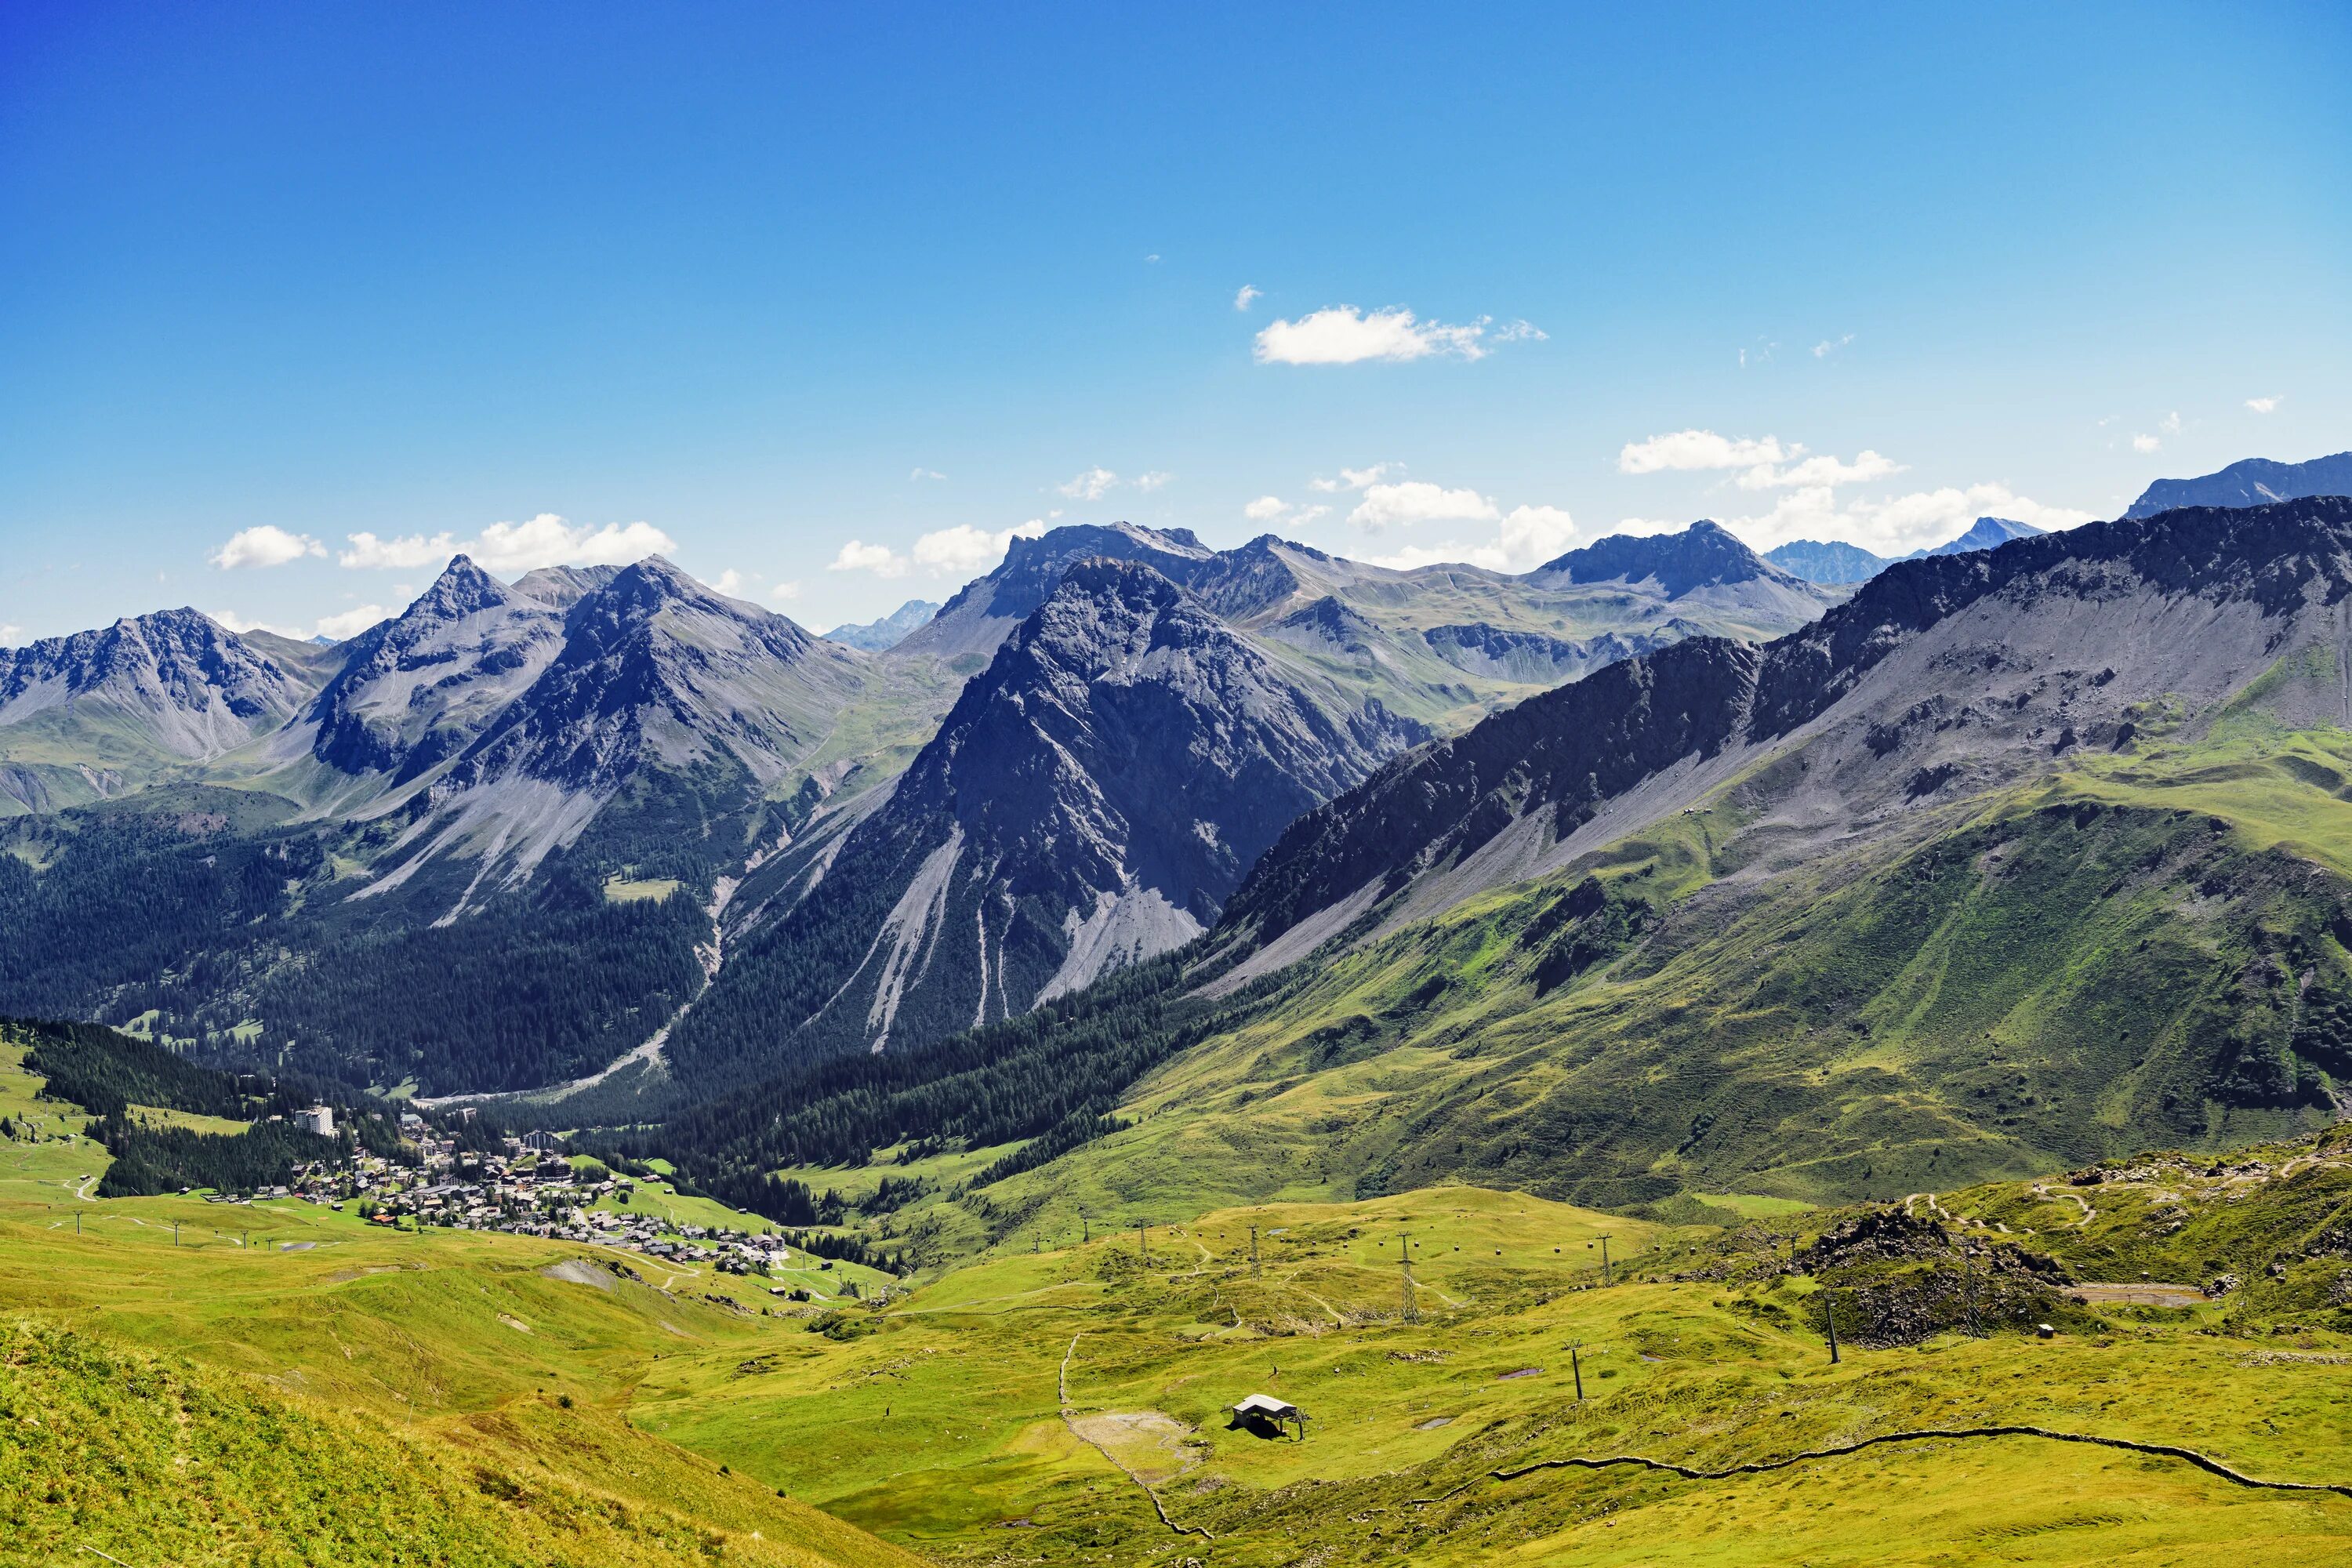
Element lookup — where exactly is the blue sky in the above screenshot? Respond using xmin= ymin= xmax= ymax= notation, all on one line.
xmin=2 ymin=2 xmax=2347 ymax=641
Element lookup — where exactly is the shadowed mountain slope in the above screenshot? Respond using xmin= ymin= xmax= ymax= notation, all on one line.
xmin=665 ymin=558 xmax=1429 ymax=1080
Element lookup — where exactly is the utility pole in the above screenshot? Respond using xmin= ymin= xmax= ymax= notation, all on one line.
xmin=173 ymin=1221 xmax=180 ymax=1247
xmin=1823 ymin=1288 xmax=1841 ymax=1364
xmin=1570 ymin=1341 xmax=1584 ymax=1402
xmin=1138 ymin=1221 xmax=1147 ymax=1261
xmin=1080 ymin=1209 xmax=1089 ymax=1244
xmin=1249 ymin=1225 xmax=1261 ymax=1279
xmin=1399 ymin=1232 xmax=1417 ymax=1323
xmin=1598 ymin=1232 xmax=1612 ymax=1287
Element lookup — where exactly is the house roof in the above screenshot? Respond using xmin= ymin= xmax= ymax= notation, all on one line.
xmin=1231 ymin=1394 xmax=1301 ymax=1417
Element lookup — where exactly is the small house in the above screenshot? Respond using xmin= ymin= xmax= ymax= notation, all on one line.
xmin=1229 ymin=1394 xmax=1307 ymax=1439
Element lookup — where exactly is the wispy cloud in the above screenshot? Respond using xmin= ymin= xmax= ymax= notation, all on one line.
xmin=829 ymin=521 xmax=1048 ymax=582
xmin=314 ymin=604 xmax=393 ymax=641
xmin=908 ymin=466 xmax=948 ymax=481
xmin=1233 ymin=285 xmax=1261 ymax=311
xmin=1308 ymin=463 xmax=1397 ymax=493
xmin=2132 ymin=434 xmax=2161 ymax=453
xmin=2246 ymin=395 xmax=2282 ymax=415
xmin=1811 ymin=334 xmax=1855 ymax=358
xmin=768 ymin=580 xmax=802 ymax=603
xmin=1724 ymin=482 xmax=2092 ymax=557
xmin=1736 ymin=451 xmax=1905 ymax=490
xmin=1134 ymin=470 xmax=1173 ymax=492
xmin=1254 ymin=305 xmax=1539 ymax=365
xmin=829 ymin=540 xmax=909 ymax=579
xmin=1240 ymin=496 xmax=1330 ymax=527
xmin=210 ymin=525 xmax=325 ymax=570
xmin=1348 ymin=481 xmax=1500 ymax=532
xmin=0 ymin=624 xmax=23 ymax=645
xmin=1057 ymin=466 xmax=1120 ymax=500
xmin=339 ymin=515 xmax=677 ymax=575
xmin=1618 ymin=430 xmax=1791 ymax=474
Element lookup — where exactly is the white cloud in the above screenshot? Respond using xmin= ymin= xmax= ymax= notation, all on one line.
xmin=1491 ymin=320 xmax=1548 ymax=343
xmin=1618 ymin=430 xmax=1793 ymax=474
xmin=1365 ymin=505 xmax=1579 ymax=573
xmin=768 ymin=580 xmax=802 ymax=604
xmin=909 ymin=467 xmax=948 ymax=481
xmin=713 ymin=569 xmax=747 ymax=596
xmin=2246 ymin=395 xmax=2282 ymax=414
xmin=1254 ymin=305 xmax=1527 ymax=365
xmin=1144 ymin=252 xmax=1160 ymax=263
xmin=1735 ymin=450 xmax=1906 ymax=490
xmin=832 ymin=521 xmax=1047 ymax=583
xmin=2132 ymin=434 xmax=2161 ymax=453
xmin=337 ymin=514 xmax=677 ymax=575
xmin=1057 ymin=466 xmax=1120 ymax=500
xmin=1811 ymin=334 xmax=1855 ymax=358
xmin=1347 ymin=481 xmax=1501 ymax=532
xmin=1243 ymin=495 xmax=1289 ymax=523
xmin=1134 ymin=470 xmax=1172 ymax=492
xmin=829 ymin=540 xmax=909 ymax=578
xmin=339 ymin=531 xmax=459 ymax=570
xmin=470 ymin=516 xmax=675 ymax=574
xmin=210 ymin=525 xmax=325 ymax=570
xmin=2160 ymin=410 xmax=2182 ymax=435
xmin=1497 ymin=504 xmax=1577 ymax=564
xmin=1308 ymin=463 xmax=1397 ymax=493
xmin=314 ymin=604 xmax=393 ymax=641
xmin=1722 ymin=481 xmax=2093 ymax=556
xmin=206 ymin=609 xmax=307 ymax=637
xmin=1233 ymin=285 xmax=1261 ymax=311
xmin=910 ymin=521 xmax=1045 ymax=577
xmin=0 ymin=624 xmax=22 ymax=644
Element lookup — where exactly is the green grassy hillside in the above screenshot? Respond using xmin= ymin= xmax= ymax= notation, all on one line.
xmin=826 ymin=726 xmax=2352 ymax=1272
xmin=8 ymin=1031 xmax=2350 ymax=1566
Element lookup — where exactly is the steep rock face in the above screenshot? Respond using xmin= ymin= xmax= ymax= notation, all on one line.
xmin=670 ymin=558 xmax=1429 ymax=1073
xmin=0 ymin=610 xmax=312 ymax=760
xmin=1221 ymin=496 xmax=2352 ymax=968
xmin=2126 ymin=451 xmax=2352 ymax=520
xmin=1421 ymin=621 xmax=1699 ymax=684
xmin=445 ymin=557 xmax=863 ymax=797
xmin=893 ymin=524 xmax=1215 ymax=661
xmin=824 ymin=600 xmax=939 ymax=652
xmin=303 ymin=557 xmax=569 ymax=782
xmin=350 ymin=558 xmax=867 ymax=909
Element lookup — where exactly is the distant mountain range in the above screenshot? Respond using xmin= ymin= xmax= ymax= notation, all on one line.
xmin=823 ymin=600 xmax=940 ymax=652
xmin=2123 ymin=449 xmax=2352 ymax=519
xmin=0 ymin=515 xmax=1840 ymax=1095
xmin=1765 ymin=516 xmax=2045 ymax=584
xmin=680 ymin=492 xmax=2352 ymax=1236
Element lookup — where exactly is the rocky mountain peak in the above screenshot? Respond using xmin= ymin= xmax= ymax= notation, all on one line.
xmin=408 ymin=555 xmax=515 ymax=620
xmin=0 ymin=608 xmax=310 ymax=761
xmin=1535 ymin=520 xmax=1790 ymax=595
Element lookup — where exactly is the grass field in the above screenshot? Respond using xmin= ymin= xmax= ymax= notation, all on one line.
xmin=5 ymin=1060 xmax=2350 ymax=1564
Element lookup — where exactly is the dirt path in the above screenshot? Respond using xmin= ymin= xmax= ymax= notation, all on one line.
xmin=1058 ymin=1333 xmax=1212 ymax=1541
xmin=1410 ymin=1425 xmax=2352 ymax=1506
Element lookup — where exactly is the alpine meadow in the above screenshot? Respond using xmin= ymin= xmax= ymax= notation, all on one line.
xmin=4 ymin=5 xmax=2350 ymax=1565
